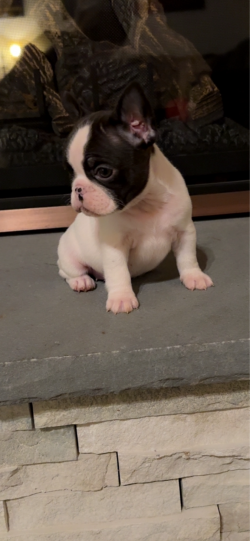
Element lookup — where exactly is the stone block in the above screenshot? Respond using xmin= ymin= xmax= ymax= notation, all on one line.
xmin=118 ymin=452 xmax=249 ymax=485
xmin=77 ymin=408 xmax=249 ymax=454
xmin=0 ymin=453 xmax=118 ymax=500
xmin=0 ymin=503 xmax=7 ymax=533
xmin=7 ymin=481 xmax=180 ymax=532
xmin=182 ymin=470 xmax=249 ymax=508
xmin=219 ymin=502 xmax=250 ymax=532
xmin=221 ymin=533 xmax=250 ymax=541
xmin=0 ymin=506 xmax=220 ymax=540
xmin=0 ymin=405 xmax=32 ymax=432
xmin=0 ymin=427 xmax=77 ymax=466
xmin=33 ymin=382 xmax=249 ymax=428
xmin=77 ymin=408 xmax=249 ymax=482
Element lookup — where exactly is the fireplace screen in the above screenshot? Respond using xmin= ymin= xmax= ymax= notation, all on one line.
xmin=0 ymin=0 xmax=249 ymax=230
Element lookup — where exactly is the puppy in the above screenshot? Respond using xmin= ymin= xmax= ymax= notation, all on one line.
xmin=57 ymin=83 xmax=213 ymax=313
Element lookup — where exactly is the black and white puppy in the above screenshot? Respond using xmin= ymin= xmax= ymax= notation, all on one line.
xmin=57 ymin=83 xmax=213 ymax=313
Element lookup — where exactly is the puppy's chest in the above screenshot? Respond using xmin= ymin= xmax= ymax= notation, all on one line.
xmin=124 ymin=210 xmax=176 ymax=277
xmin=126 ymin=223 xmax=175 ymax=282
xmin=127 ymin=207 xmax=178 ymax=250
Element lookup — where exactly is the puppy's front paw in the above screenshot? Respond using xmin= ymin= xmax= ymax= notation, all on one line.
xmin=67 ymin=275 xmax=96 ymax=292
xmin=181 ymin=269 xmax=214 ymax=291
xmin=106 ymin=290 xmax=139 ymax=314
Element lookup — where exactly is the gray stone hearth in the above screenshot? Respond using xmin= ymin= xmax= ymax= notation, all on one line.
xmin=0 ymin=216 xmax=249 ymax=541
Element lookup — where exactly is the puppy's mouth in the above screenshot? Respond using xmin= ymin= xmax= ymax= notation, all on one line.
xmin=80 ymin=207 xmax=101 ymax=218
xmin=73 ymin=187 xmax=100 ymax=217
xmin=72 ymin=185 xmax=117 ymax=217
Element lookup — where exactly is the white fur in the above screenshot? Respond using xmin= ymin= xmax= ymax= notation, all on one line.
xmin=58 ymin=144 xmax=213 ymax=313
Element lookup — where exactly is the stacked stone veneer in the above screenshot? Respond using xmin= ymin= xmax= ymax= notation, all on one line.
xmin=0 ymin=382 xmax=249 ymax=541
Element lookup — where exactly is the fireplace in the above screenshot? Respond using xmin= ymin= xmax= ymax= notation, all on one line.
xmin=0 ymin=0 xmax=249 ymax=232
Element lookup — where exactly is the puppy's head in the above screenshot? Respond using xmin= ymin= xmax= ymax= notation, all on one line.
xmin=67 ymin=83 xmax=156 ymax=217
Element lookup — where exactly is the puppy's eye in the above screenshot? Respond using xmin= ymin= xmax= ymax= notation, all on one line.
xmin=95 ymin=166 xmax=114 ymax=180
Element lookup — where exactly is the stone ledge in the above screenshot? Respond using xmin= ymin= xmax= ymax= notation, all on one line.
xmin=7 ymin=481 xmax=181 ymax=532
xmin=118 ymin=451 xmax=249 ymax=485
xmin=77 ymin=407 xmax=249 ymax=451
xmin=221 ymin=533 xmax=250 ymax=541
xmin=76 ymin=408 xmax=249 ymax=483
xmin=182 ymin=470 xmax=249 ymax=508
xmin=0 ymin=506 xmax=220 ymax=541
xmin=219 ymin=502 xmax=250 ymax=533
xmin=0 ymin=427 xmax=77 ymax=466
xmin=0 ymin=453 xmax=118 ymax=500
xmin=33 ymin=381 xmax=249 ymax=428
xmin=1 ymin=341 xmax=249 ymax=406
xmin=0 ymin=218 xmax=249 ymax=405
xmin=0 ymin=405 xmax=32 ymax=432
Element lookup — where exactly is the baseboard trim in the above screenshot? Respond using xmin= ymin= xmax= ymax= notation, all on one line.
xmin=191 ymin=191 xmax=249 ymax=217
xmin=0 ymin=191 xmax=249 ymax=233
xmin=0 ymin=206 xmax=76 ymax=233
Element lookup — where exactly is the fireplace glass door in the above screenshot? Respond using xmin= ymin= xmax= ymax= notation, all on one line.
xmin=0 ymin=0 xmax=249 ymax=231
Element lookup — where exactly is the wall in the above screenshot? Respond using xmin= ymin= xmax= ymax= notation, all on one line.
xmin=0 ymin=382 xmax=249 ymax=540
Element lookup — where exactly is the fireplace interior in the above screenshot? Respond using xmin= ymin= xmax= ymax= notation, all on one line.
xmin=0 ymin=0 xmax=249 ymax=228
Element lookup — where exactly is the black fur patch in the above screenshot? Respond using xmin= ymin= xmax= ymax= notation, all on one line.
xmin=67 ymin=83 xmax=156 ymax=210
xmin=83 ymin=114 xmax=151 ymax=209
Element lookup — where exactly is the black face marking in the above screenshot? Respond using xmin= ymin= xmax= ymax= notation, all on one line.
xmin=94 ymin=166 xmax=114 ymax=181
xmin=67 ymin=84 xmax=156 ymax=211
xmin=83 ymin=118 xmax=151 ymax=209
xmin=83 ymin=83 xmax=156 ymax=210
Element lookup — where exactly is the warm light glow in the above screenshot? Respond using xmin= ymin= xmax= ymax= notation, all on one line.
xmin=9 ymin=44 xmax=21 ymax=58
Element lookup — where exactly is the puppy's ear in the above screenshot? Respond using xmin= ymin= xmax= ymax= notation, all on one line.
xmin=115 ymin=83 xmax=156 ymax=147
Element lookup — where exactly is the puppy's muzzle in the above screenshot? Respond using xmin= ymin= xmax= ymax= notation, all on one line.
xmin=75 ymin=187 xmax=83 ymax=202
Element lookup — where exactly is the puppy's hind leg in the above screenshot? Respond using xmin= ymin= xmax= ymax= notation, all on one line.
xmin=57 ymin=234 xmax=96 ymax=293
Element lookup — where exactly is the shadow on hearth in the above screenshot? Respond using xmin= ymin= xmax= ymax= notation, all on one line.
xmin=132 ymin=246 xmax=214 ymax=295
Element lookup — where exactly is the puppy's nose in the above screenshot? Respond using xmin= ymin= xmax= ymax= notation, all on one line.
xmin=75 ymin=187 xmax=83 ymax=201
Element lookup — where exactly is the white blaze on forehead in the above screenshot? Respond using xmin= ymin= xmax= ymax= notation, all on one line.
xmin=67 ymin=124 xmax=90 ymax=175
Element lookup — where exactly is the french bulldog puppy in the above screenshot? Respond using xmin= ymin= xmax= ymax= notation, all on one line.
xmin=57 ymin=83 xmax=213 ymax=313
